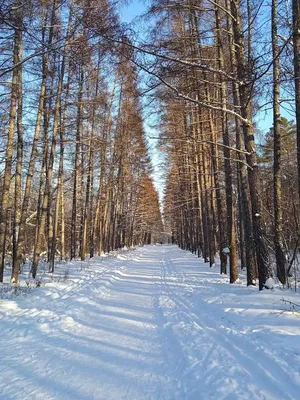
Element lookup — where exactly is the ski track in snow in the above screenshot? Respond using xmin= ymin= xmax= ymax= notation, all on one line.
xmin=0 ymin=245 xmax=300 ymax=400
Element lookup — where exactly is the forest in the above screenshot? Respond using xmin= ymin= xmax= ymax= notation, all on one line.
xmin=0 ymin=0 xmax=300 ymax=291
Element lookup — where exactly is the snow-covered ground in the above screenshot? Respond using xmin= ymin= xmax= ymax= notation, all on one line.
xmin=0 ymin=245 xmax=300 ymax=400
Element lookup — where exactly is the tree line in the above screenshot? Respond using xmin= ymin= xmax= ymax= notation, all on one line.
xmin=125 ymin=0 xmax=299 ymax=290
xmin=0 ymin=0 xmax=163 ymax=283
xmin=1 ymin=0 xmax=300 ymax=290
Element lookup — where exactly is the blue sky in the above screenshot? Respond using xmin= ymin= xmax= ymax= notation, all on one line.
xmin=118 ymin=1 xmax=147 ymax=24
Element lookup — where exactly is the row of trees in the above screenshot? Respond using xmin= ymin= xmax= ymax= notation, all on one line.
xmin=1 ymin=0 xmax=300 ymax=290
xmin=125 ymin=0 xmax=300 ymax=289
xmin=0 ymin=0 xmax=163 ymax=283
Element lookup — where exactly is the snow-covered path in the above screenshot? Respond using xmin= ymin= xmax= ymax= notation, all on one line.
xmin=1 ymin=245 xmax=300 ymax=400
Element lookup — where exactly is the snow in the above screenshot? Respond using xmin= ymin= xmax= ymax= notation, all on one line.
xmin=1 ymin=245 xmax=300 ymax=399
xmin=264 ymin=277 xmax=275 ymax=289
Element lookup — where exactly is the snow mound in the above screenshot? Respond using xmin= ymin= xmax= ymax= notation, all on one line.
xmin=264 ymin=277 xmax=275 ymax=289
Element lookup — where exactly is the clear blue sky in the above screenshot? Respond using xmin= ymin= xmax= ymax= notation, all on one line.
xmin=118 ymin=1 xmax=147 ymax=24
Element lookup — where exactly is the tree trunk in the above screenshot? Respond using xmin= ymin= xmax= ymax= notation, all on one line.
xmin=215 ymin=6 xmax=238 ymax=282
xmin=31 ymin=0 xmax=58 ymax=278
xmin=12 ymin=2 xmax=51 ymax=281
xmin=70 ymin=67 xmax=84 ymax=260
xmin=12 ymin=11 xmax=23 ymax=282
xmin=272 ymin=0 xmax=287 ymax=285
xmin=0 ymin=19 xmax=21 ymax=281
xmin=293 ymin=0 xmax=300 ymax=201
xmin=230 ymin=0 xmax=271 ymax=289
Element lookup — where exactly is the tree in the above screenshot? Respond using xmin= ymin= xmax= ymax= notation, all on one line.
xmin=272 ymin=0 xmax=287 ymax=285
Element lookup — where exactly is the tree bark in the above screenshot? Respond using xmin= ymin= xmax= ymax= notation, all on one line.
xmin=0 ymin=14 xmax=22 ymax=281
xmin=272 ymin=0 xmax=287 ymax=285
xmin=293 ymin=0 xmax=300 ymax=201
xmin=230 ymin=0 xmax=272 ymax=289
xmin=70 ymin=67 xmax=84 ymax=260
xmin=12 ymin=9 xmax=23 ymax=281
xmin=215 ymin=5 xmax=238 ymax=282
